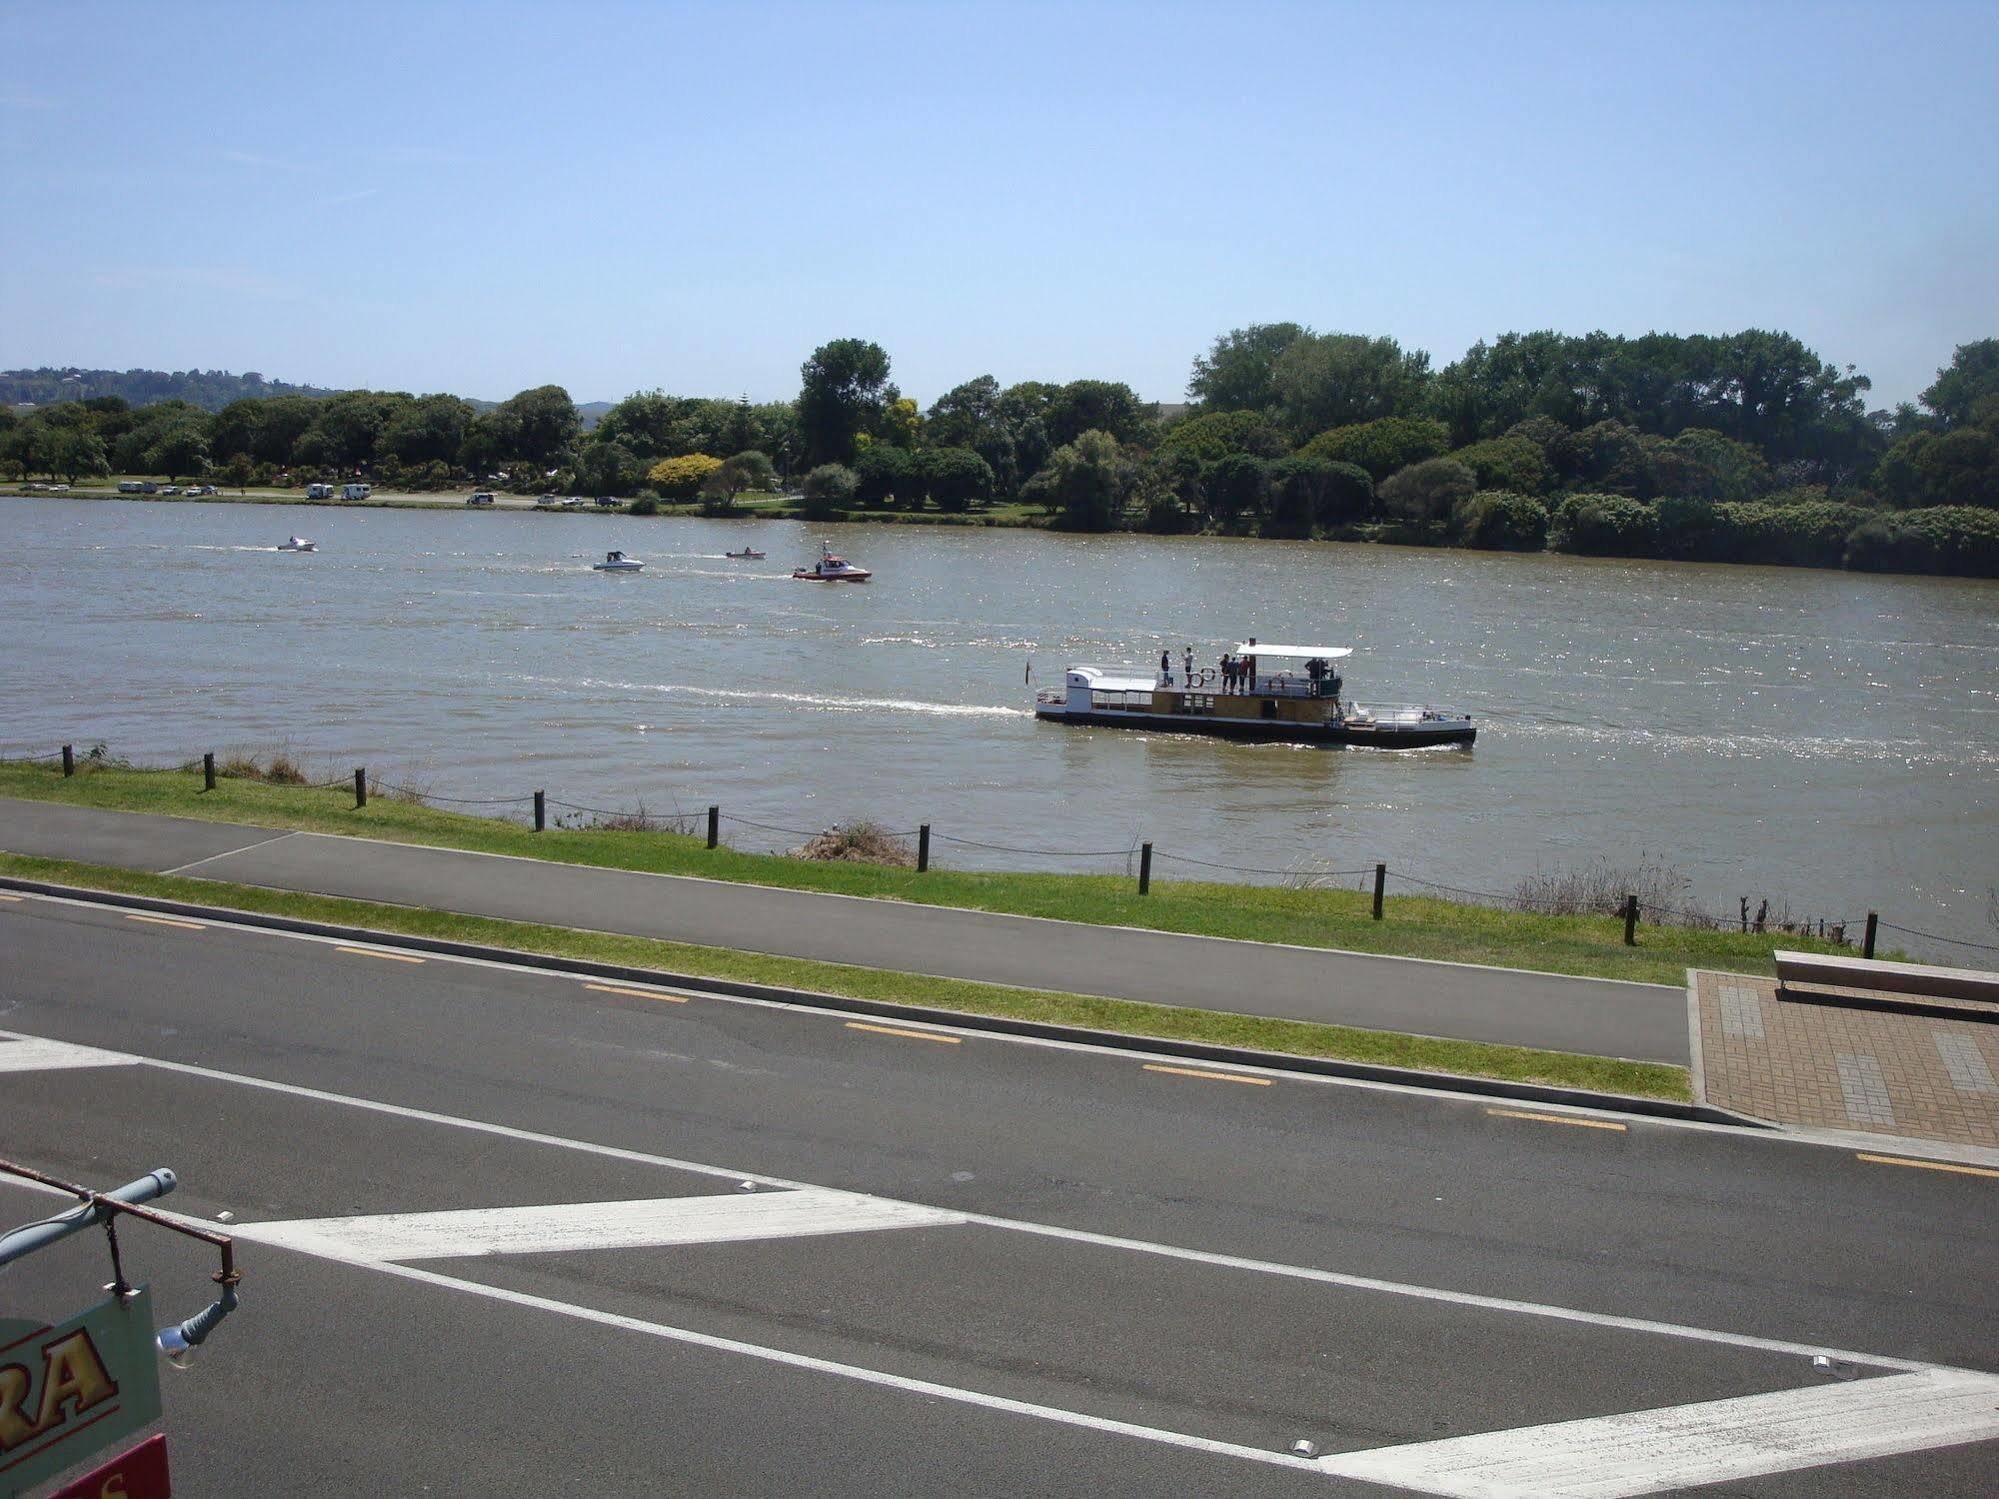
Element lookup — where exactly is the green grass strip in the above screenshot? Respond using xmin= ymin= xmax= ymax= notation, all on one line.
xmin=0 ymin=850 xmax=1690 ymax=1102
xmin=0 ymin=761 xmax=1863 ymax=988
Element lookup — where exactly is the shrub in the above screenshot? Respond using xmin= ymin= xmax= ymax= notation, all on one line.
xmin=1550 ymin=492 xmax=1660 ymax=555
xmin=926 ymin=446 xmax=995 ymax=512
xmin=628 ymin=495 xmax=659 ymax=516
xmin=1845 ymin=505 xmax=1999 ymax=577
xmin=800 ymin=463 xmax=858 ymax=518
xmin=1712 ymin=500 xmax=1873 ymax=567
xmin=1157 ymin=409 xmax=1286 ymax=463
xmin=1299 ymin=416 xmax=1449 ymax=481
xmin=1378 ymin=458 xmax=1475 ymax=523
xmin=1453 ymin=490 xmax=1548 ymax=551
xmin=1449 ymin=436 xmax=1552 ymax=495
xmin=1315 ymin=461 xmax=1374 ymax=527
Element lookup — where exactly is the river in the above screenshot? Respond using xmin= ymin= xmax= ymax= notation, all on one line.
xmin=3 ymin=496 xmax=1994 ymax=960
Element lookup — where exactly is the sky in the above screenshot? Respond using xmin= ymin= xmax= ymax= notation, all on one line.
xmin=4 ymin=0 xmax=1995 ymax=410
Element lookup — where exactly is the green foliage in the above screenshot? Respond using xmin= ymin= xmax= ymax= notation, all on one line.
xmin=628 ymin=495 xmax=660 ymax=516
xmin=1571 ymin=419 xmax=1649 ymax=495
xmin=1272 ymin=332 xmax=1431 ymax=439
xmin=0 ymin=367 xmax=335 ymax=411
xmin=925 ymin=446 xmax=995 ymax=512
xmin=798 ymin=338 xmax=892 ymax=466
xmin=50 ymin=426 xmax=110 ymax=483
xmin=1044 ymin=379 xmax=1152 ymax=449
xmin=1378 ymin=458 xmax=1476 ymax=523
xmin=1449 ymin=436 xmax=1552 ymax=495
xmin=572 ymin=440 xmax=641 ymax=497
xmin=800 ymin=462 xmax=859 ymax=517
xmin=490 ymin=385 xmax=579 ymax=467
xmin=1157 ymin=409 xmax=1285 ymax=463
xmin=1260 ymin=456 xmax=1333 ymax=538
xmin=1299 ymin=416 xmax=1450 ymax=481
xmin=1503 ymin=414 xmax=1579 ymax=479
xmin=1202 ymin=452 xmax=1268 ymax=530
xmin=378 ymin=393 xmax=474 ymax=468
xmin=1453 ymin=490 xmax=1549 ymax=551
xmin=1646 ymin=426 xmax=1770 ymax=501
xmin=1036 ymin=429 xmax=1130 ymax=531
xmin=1315 ymin=461 xmax=1374 ymax=528
xmin=1186 ymin=322 xmax=1308 ymax=412
xmin=646 ymin=452 xmax=722 ymax=499
xmin=1918 ymin=339 xmax=1999 ymax=428
xmin=1550 ymin=492 xmax=1660 ymax=555
xmin=1844 ymin=506 xmax=1999 ymax=577
xmin=852 ymin=444 xmax=910 ymax=506
xmin=145 ymin=417 xmax=211 ymax=481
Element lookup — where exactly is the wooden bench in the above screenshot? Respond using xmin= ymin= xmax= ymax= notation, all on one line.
xmin=1774 ymin=950 xmax=1999 ymax=1023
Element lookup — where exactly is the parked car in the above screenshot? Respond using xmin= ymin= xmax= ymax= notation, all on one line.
xmin=563 ymin=495 xmax=587 ymax=509
xmin=118 ymin=481 xmax=144 ymax=493
xmin=160 ymin=485 xmax=182 ymax=495
xmin=594 ymin=495 xmax=619 ymax=508
xmin=467 ymin=491 xmax=496 ymax=506
xmin=50 ymin=483 xmax=70 ymax=492
xmin=535 ymin=494 xmax=558 ymax=508
xmin=187 ymin=484 xmax=217 ymax=496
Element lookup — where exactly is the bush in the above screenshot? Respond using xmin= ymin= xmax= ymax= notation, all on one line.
xmin=1453 ymin=490 xmax=1548 ymax=551
xmin=1157 ymin=409 xmax=1287 ymax=463
xmin=1550 ymin=492 xmax=1660 ymax=555
xmin=1378 ymin=458 xmax=1475 ymax=523
xmin=1845 ymin=506 xmax=1999 ymax=577
xmin=801 ymin=463 xmax=858 ymax=518
xmin=647 ymin=452 xmax=723 ymax=499
xmin=1298 ymin=416 xmax=1450 ymax=481
xmin=1316 ymin=461 xmax=1374 ymax=527
xmin=628 ymin=495 xmax=659 ymax=516
xmin=1711 ymin=500 xmax=1872 ymax=567
xmin=1449 ymin=436 xmax=1552 ymax=495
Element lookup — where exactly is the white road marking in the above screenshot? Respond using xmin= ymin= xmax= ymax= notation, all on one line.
xmin=158 ymin=829 xmax=300 ymax=876
xmin=1317 ymin=1368 xmax=1999 ymax=1497
xmin=0 ymin=1037 xmax=138 ymax=1072
xmin=230 ymin=1189 xmax=964 ymax=1261
xmin=0 ymin=1024 xmax=1945 ymax=1377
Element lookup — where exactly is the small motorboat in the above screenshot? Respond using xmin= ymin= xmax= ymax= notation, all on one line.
xmin=592 ymin=550 xmax=645 ymax=572
xmin=793 ymin=543 xmax=870 ymax=582
xmin=278 ymin=536 xmax=317 ymax=552
xmin=724 ymin=548 xmax=766 ymax=560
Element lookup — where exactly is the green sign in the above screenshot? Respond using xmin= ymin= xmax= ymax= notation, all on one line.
xmin=1 ymin=1286 xmax=161 ymax=1498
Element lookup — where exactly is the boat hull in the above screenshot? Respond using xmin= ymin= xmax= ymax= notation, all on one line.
xmin=1033 ymin=707 xmax=1474 ymax=748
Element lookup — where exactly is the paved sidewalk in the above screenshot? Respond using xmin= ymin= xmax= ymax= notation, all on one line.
xmin=0 ymin=798 xmax=1688 ymax=1063
xmin=1691 ymin=970 xmax=1999 ymax=1149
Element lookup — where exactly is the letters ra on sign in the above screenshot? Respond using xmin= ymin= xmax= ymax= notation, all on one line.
xmin=1 ymin=1287 xmax=163 ymax=1498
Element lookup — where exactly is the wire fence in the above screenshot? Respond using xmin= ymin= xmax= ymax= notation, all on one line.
xmin=16 ymin=740 xmax=1995 ymax=962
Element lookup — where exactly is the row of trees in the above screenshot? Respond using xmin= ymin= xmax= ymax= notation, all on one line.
xmin=6 ymin=332 xmax=1993 ymax=574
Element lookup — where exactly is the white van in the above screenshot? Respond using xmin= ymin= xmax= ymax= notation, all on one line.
xmin=306 ymin=482 xmax=334 ymax=500
xmin=341 ymin=482 xmax=373 ymax=501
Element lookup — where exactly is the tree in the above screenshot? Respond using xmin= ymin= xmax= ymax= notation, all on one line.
xmin=1271 ymin=333 xmax=1430 ymax=439
xmin=1920 ymin=340 xmax=1999 ymax=428
xmin=1454 ymin=490 xmax=1550 ymax=551
xmin=50 ymin=426 xmax=109 ymax=483
xmin=146 ymin=418 xmax=211 ymax=481
xmin=852 ymin=444 xmax=911 ymax=506
xmin=1378 ymin=458 xmax=1475 ymax=524
xmin=251 ymin=395 xmax=320 ymax=466
xmin=1188 ymin=322 xmax=1309 ymax=412
xmin=925 ymin=447 xmax=994 ymax=512
xmin=1315 ymin=461 xmax=1375 ymax=527
xmin=1044 ymin=379 xmax=1151 ymax=449
xmin=1156 ymin=409 xmax=1286 ymax=463
xmin=1202 ymin=453 xmax=1268 ymax=530
xmin=221 ymin=452 xmax=256 ymax=493
xmin=647 ymin=452 xmax=723 ymax=499
xmin=925 ymin=375 xmax=1001 ymax=449
xmin=573 ymin=440 xmax=641 ymax=497
xmin=303 ymin=390 xmax=404 ymax=470
xmin=800 ymin=462 xmax=858 ymax=517
xmin=1448 ymin=436 xmax=1552 ymax=495
xmin=1035 ymin=430 xmax=1129 ymax=531
xmin=875 ymin=396 xmax=921 ymax=448
xmin=492 ymin=385 xmax=580 ymax=468
xmin=1298 ymin=416 xmax=1450 ymax=481
xmin=379 ymin=394 xmax=474 ymax=468
xmin=1263 ymin=456 xmax=1333 ymax=538
xmin=705 ymin=449 xmax=777 ymax=507
xmin=798 ymin=339 xmax=892 ymax=466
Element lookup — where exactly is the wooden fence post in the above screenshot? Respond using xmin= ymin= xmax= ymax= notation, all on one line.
xmin=1863 ymin=912 xmax=1878 ymax=960
xmin=204 ymin=751 xmax=216 ymax=791
xmin=917 ymin=824 xmax=930 ymax=873
xmin=707 ymin=805 xmax=719 ymax=850
xmin=1138 ymin=842 xmax=1152 ymax=896
xmin=1623 ymin=893 xmax=1638 ymax=946
xmin=354 ymin=767 xmax=367 ymax=808
xmin=61 ymin=744 xmax=74 ymax=778
xmin=1372 ymin=863 xmax=1385 ymax=920
xmin=534 ymin=790 xmax=545 ymax=832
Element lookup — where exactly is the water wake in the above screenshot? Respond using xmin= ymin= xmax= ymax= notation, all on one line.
xmin=531 ymin=676 xmax=1032 ymax=719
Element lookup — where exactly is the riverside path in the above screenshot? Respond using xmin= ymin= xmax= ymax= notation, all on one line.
xmin=0 ymin=798 xmax=1688 ymax=1063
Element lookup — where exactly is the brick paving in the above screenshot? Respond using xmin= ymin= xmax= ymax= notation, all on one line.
xmin=1691 ymin=970 xmax=1999 ymax=1148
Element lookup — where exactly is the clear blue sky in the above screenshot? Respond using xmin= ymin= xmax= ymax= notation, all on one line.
xmin=5 ymin=0 xmax=1994 ymax=410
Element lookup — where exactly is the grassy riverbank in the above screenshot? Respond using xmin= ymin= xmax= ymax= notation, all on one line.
xmin=0 ymin=759 xmax=1860 ymax=985
xmin=0 ymin=849 xmax=1690 ymax=1100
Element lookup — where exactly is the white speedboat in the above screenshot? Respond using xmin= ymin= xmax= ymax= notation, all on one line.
xmin=278 ymin=536 xmax=317 ymax=552
xmin=793 ymin=542 xmax=870 ymax=582
xmin=592 ymin=550 xmax=645 ymax=571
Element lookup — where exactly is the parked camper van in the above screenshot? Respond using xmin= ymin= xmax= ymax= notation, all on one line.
xmin=341 ymin=482 xmax=373 ymax=501
xmin=306 ymin=482 xmax=335 ymax=500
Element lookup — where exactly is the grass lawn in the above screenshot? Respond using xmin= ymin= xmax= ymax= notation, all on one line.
xmin=0 ymin=849 xmax=1691 ymax=1101
xmin=1 ymin=759 xmax=1858 ymax=986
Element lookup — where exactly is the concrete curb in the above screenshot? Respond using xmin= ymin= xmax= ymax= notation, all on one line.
xmin=0 ymin=873 xmax=1759 ymax=1128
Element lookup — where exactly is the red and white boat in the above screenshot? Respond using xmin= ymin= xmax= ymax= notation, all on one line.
xmin=793 ymin=543 xmax=871 ymax=582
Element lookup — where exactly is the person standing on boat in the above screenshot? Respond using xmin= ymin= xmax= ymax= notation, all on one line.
xmin=1219 ymin=653 xmax=1234 ymax=693
xmin=1244 ymin=640 xmax=1258 ymax=693
xmin=1160 ymin=648 xmax=1172 ymax=685
xmin=1183 ymin=646 xmax=1194 ymax=687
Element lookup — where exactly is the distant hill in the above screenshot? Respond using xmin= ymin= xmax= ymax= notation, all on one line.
xmin=1 ymin=367 xmax=341 ymax=412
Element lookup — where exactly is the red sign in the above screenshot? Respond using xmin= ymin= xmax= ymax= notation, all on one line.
xmin=46 ymin=1433 xmax=169 ymax=1499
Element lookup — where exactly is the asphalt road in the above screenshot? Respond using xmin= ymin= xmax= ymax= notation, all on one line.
xmin=0 ymin=798 xmax=1690 ymax=1062
xmin=1 ymin=891 xmax=1994 ymax=1495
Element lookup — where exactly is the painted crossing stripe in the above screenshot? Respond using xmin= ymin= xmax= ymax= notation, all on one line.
xmin=0 ymin=1037 xmax=138 ymax=1072
xmin=226 ymin=1188 xmax=966 ymax=1262
xmin=1317 ymin=1368 xmax=1999 ymax=1497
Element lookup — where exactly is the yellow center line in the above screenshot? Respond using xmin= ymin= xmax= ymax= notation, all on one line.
xmin=124 ymin=913 xmax=206 ymax=931
xmin=334 ymin=946 xmax=426 ymax=964
xmin=585 ymin=982 xmax=689 ymax=1004
xmin=1486 ymin=1107 xmax=1627 ymax=1132
xmin=1142 ymin=1063 xmax=1273 ymax=1087
xmin=1857 ymin=1153 xmax=1999 ymax=1180
xmin=844 ymin=1021 xmax=963 ymax=1045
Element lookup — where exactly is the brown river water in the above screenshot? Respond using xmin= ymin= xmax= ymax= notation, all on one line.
xmin=3 ymin=497 xmax=1995 ymax=960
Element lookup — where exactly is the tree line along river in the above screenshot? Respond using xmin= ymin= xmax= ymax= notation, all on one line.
xmin=3 ymin=497 xmax=1995 ymax=960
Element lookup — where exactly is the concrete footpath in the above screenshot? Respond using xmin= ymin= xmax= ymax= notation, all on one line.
xmin=0 ymin=798 xmax=1688 ymax=1063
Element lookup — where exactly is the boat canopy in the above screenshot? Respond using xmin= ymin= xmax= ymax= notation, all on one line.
xmin=1232 ymin=642 xmax=1353 ymax=659
xmin=1066 ymin=665 xmax=1158 ymax=693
